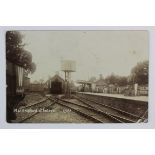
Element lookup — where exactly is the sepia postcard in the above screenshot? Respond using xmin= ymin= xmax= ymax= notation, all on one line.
xmin=1 ymin=26 xmax=154 ymax=128
xmin=5 ymin=30 xmax=149 ymax=124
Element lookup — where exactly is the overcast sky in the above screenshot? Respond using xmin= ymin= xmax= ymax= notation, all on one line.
xmin=21 ymin=30 xmax=149 ymax=82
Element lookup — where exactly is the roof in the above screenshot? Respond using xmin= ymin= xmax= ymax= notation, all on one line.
xmin=76 ymin=80 xmax=92 ymax=85
xmin=95 ymin=79 xmax=106 ymax=86
xmin=49 ymin=74 xmax=64 ymax=82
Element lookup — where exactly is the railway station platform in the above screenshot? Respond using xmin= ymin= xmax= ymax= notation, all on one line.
xmin=76 ymin=92 xmax=148 ymax=117
xmin=78 ymin=92 xmax=148 ymax=102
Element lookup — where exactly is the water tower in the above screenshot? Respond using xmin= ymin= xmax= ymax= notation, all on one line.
xmin=61 ymin=60 xmax=76 ymax=98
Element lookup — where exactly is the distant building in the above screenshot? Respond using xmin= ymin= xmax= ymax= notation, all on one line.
xmin=29 ymin=83 xmax=44 ymax=92
xmin=95 ymin=78 xmax=107 ymax=93
xmin=46 ymin=74 xmax=65 ymax=94
xmin=76 ymin=80 xmax=92 ymax=92
xmin=23 ymin=76 xmax=30 ymax=91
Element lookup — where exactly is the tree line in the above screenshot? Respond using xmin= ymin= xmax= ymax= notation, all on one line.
xmin=90 ymin=60 xmax=148 ymax=86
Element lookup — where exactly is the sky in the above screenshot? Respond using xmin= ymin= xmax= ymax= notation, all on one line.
xmin=21 ymin=30 xmax=149 ymax=82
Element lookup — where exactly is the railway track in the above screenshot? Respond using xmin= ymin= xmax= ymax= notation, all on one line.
xmin=51 ymin=97 xmax=135 ymax=123
xmin=17 ymin=97 xmax=56 ymax=123
xmin=15 ymin=94 xmax=147 ymax=123
xmin=74 ymin=95 xmax=147 ymax=123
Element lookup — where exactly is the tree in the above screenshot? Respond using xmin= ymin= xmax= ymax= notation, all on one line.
xmin=104 ymin=73 xmax=118 ymax=84
xmin=29 ymin=62 xmax=36 ymax=74
xmin=117 ymin=76 xmax=128 ymax=86
xmin=88 ymin=76 xmax=97 ymax=82
xmin=6 ymin=31 xmax=23 ymax=62
xmin=130 ymin=60 xmax=149 ymax=85
xmin=104 ymin=74 xmax=128 ymax=86
xmin=6 ymin=31 xmax=36 ymax=73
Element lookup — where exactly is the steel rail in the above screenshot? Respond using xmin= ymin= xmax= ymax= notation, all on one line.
xmin=20 ymin=98 xmax=48 ymax=109
xmin=75 ymin=95 xmax=145 ymax=121
xmin=55 ymin=97 xmax=125 ymax=123
xmin=18 ymin=98 xmax=56 ymax=123
xmin=73 ymin=96 xmax=135 ymax=123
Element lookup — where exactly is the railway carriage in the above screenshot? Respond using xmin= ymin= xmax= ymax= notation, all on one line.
xmin=6 ymin=60 xmax=26 ymax=121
